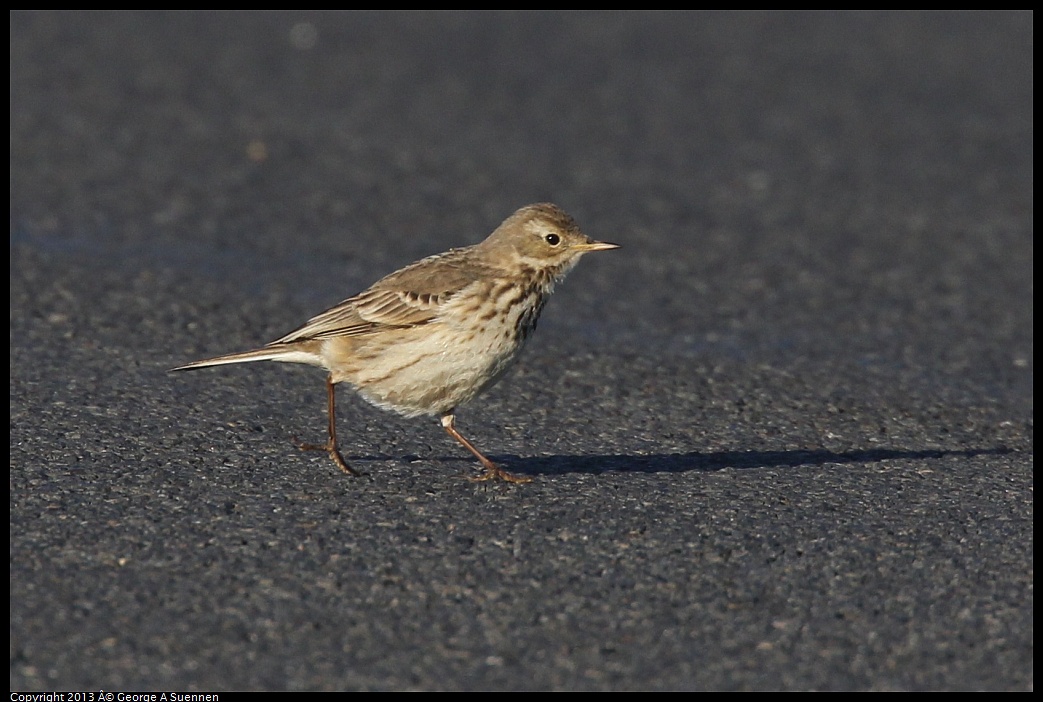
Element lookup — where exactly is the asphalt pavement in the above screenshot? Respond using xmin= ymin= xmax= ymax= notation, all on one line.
xmin=10 ymin=11 xmax=1032 ymax=691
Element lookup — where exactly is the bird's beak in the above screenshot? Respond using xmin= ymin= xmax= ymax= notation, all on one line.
xmin=574 ymin=240 xmax=621 ymax=252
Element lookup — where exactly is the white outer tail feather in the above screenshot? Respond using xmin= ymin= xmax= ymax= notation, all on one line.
xmin=171 ymin=347 xmax=322 ymax=372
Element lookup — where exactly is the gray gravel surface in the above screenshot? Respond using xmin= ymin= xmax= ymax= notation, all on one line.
xmin=10 ymin=11 xmax=1032 ymax=691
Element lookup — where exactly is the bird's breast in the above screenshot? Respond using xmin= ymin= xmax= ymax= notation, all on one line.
xmin=329 ymin=279 xmax=552 ymax=417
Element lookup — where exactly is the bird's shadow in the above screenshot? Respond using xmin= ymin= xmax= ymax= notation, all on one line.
xmin=347 ymin=446 xmax=1018 ymax=478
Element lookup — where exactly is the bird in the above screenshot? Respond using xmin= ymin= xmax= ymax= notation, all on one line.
xmin=172 ymin=203 xmax=618 ymax=483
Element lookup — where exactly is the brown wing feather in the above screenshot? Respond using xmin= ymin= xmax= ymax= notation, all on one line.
xmin=270 ymin=247 xmax=491 ymax=344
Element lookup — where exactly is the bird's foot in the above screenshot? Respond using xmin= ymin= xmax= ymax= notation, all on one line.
xmin=469 ymin=462 xmax=533 ymax=484
xmin=293 ymin=437 xmax=361 ymax=476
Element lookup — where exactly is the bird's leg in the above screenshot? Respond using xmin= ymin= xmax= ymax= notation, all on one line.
xmin=440 ymin=413 xmax=532 ymax=484
xmin=297 ymin=375 xmax=359 ymax=476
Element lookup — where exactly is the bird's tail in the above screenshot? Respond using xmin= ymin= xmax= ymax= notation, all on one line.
xmin=171 ymin=346 xmax=320 ymax=372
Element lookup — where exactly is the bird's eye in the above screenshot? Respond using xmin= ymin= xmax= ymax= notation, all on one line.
xmin=544 ymin=233 xmax=560 ymax=246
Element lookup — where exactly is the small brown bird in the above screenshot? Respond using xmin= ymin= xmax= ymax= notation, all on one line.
xmin=173 ymin=203 xmax=618 ymax=483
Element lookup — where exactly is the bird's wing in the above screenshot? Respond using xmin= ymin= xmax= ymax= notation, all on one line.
xmin=270 ymin=249 xmax=487 ymax=344
xmin=271 ymin=288 xmax=444 ymax=343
